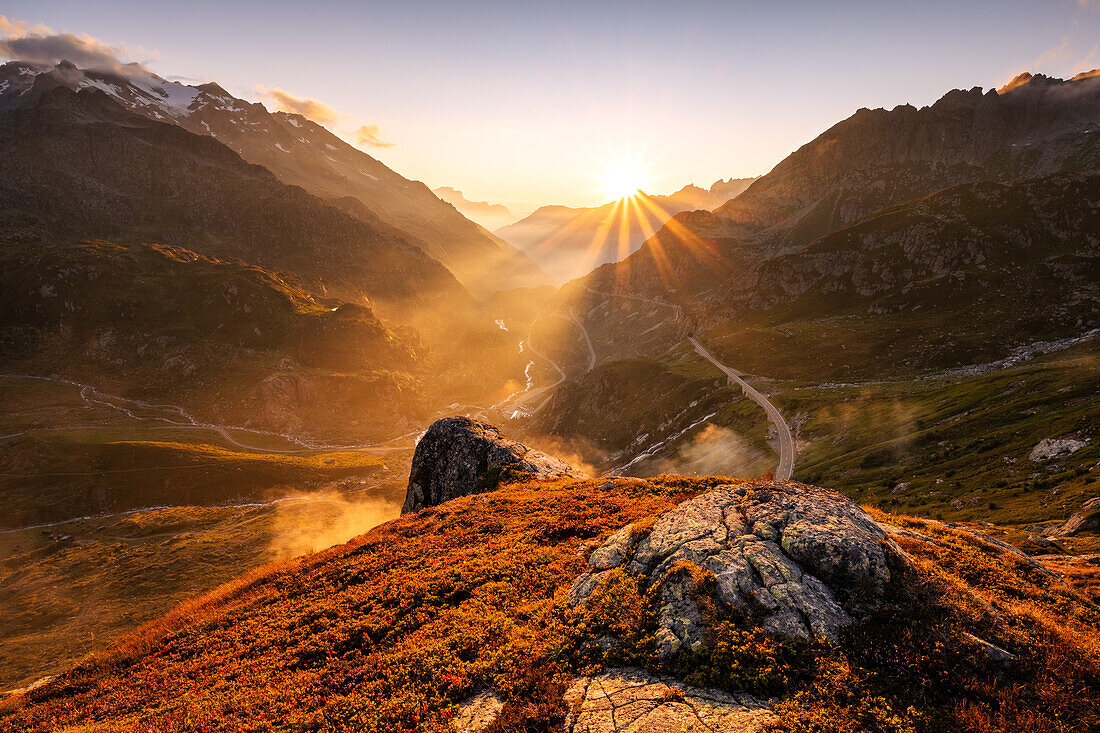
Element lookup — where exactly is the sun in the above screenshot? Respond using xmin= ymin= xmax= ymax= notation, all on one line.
xmin=600 ymin=157 xmax=649 ymax=201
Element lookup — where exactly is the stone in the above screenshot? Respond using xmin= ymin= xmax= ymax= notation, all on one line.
xmin=403 ymin=416 xmax=586 ymax=512
xmin=569 ymin=481 xmax=905 ymax=657
xmin=453 ymin=690 xmax=503 ymax=732
xmin=563 ymin=668 xmax=775 ymax=733
xmin=962 ymin=633 xmax=1016 ymax=664
xmin=1029 ymin=437 xmax=1089 ymax=462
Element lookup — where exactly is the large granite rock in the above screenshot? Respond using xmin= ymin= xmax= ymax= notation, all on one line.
xmin=568 ymin=481 xmax=906 ymax=659
xmin=564 ymin=668 xmax=775 ymax=733
xmin=402 ymin=416 xmax=585 ymax=513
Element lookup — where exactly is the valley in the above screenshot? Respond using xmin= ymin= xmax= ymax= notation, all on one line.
xmin=0 ymin=15 xmax=1098 ymax=728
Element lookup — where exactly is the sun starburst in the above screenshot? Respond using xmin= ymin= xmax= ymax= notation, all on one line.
xmin=600 ymin=155 xmax=649 ymax=201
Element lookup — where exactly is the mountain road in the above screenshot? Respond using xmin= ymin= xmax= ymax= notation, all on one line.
xmin=689 ymin=337 xmax=795 ymax=480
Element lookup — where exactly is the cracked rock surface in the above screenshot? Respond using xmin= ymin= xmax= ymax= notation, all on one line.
xmin=564 ymin=668 xmax=775 ymax=733
xmin=403 ymin=416 xmax=585 ymax=512
xmin=453 ymin=690 xmax=503 ymax=732
xmin=569 ymin=481 xmax=904 ymax=658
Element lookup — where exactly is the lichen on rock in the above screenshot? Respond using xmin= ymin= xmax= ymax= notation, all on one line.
xmin=568 ymin=481 xmax=907 ymax=659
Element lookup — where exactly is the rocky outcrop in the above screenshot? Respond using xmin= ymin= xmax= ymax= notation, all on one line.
xmin=568 ymin=481 xmax=905 ymax=659
xmin=1048 ymin=497 xmax=1100 ymax=537
xmin=1030 ymin=437 xmax=1090 ymax=462
xmin=402 ymin=416 xmax=585 ymax=513
xmin=564 ymin=668 xmax=775 ymax=733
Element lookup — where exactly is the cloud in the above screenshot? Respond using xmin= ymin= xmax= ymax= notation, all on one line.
xmin=256 ymin=84 xmax=342 ymax=125
xmin=255 ymin=87 xmax=394 ymax=148
xmin=355 ymin=123 xmax=394 ymax=148
xmin=0 ymin=15 xmax=158 ymax=80
xmin=1034 ymin=31 xmax=1075 ymax=71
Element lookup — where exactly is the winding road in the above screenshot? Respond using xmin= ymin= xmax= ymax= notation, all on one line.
xmin=689 ymin=337 xmax=795 ymax=480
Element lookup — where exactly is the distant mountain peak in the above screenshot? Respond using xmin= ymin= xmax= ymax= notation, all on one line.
xmin=997 ymin=68 xmax=1100 ymax=94
xmin=432 ymin=187 xmax=516 ymax=231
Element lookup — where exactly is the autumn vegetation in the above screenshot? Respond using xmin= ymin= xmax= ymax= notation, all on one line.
xmin=0 ymin=475 xmax=1096 ymax=732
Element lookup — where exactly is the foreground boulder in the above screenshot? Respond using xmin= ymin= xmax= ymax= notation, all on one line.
xmin=569 ymin=481 xmax=906 ymax=658
xmin=403 ymin=416 xmax=585 ymax=512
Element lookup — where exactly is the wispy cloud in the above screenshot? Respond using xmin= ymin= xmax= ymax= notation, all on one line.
xmin=0 ymin=15 xmax=159 ymax=80
xmin=355 ymin=123 xmax=394 ymax=148
xmin=256 ymin=85 xmax=341 ymax=125
xmin=256 ymin=85 xmax=395 ymax=149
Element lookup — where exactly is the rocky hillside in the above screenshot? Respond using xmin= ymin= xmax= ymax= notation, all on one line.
xmin=0 ymin=239 xmax=426 ymax=439
xmin=714 ymin=71 xmax=1100 ymax=250
xmin=0 ymin=60 xmax=547 ymax=296
xmin=3 ymin=419 xmax=1097 ymax=732
xmin=692 ymin=171 xmax=1100 ymax=377
xmin=572 ymin=70 xmax=1099 ymax=306
xmin=0 ymin=79 xmax=470 ymax=318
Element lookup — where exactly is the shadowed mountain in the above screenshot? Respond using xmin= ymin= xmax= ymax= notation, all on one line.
xmin=575 ymin=70 xmax=1100 ymax=305
xmin=685 ymin=171 xmax=1098 ymax=380
xmin=0 ymin=60 xmax=548 ymax=295
xmin=0 ymin=76 xmax=471 ymax=321
xmin=0 ymin=239 xmax=427 ymax=439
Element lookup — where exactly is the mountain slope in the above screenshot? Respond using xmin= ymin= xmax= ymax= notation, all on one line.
xmin=0 ymin=77 xmax=471 ymax=318
xmin=0 ymin=238 xmax=427 ymax=438
xmin=702 ymin=171 xmax=1100 ymax=376
xmin=574 ymin=70 xmax=1100 ymax=305
xmin=0 ymin=60 xmax=548 ymax=295
xmin=714 ymin=72 xmax=1100 ymax=251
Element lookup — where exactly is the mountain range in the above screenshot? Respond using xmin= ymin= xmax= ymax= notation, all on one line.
xmin=573 ymin=71 xmax=1100 ymax=305
xmin=495 ymin=178 xmax=757 ymax=283
xmin=0 ymin=60 xmax=548 ymax=296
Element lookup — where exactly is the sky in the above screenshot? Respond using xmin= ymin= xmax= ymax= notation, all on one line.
xmin=1 ymin=1 xmax=1098 ymax=212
